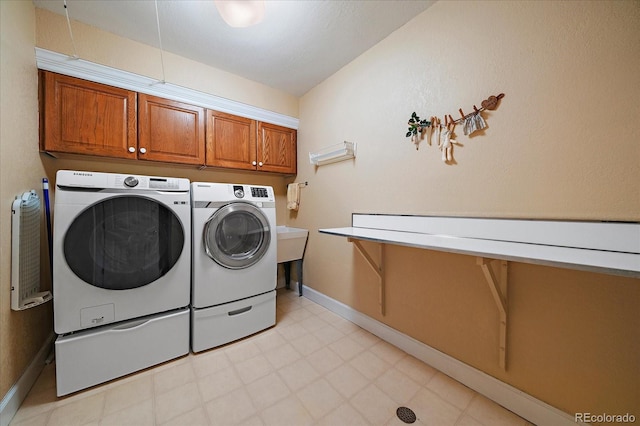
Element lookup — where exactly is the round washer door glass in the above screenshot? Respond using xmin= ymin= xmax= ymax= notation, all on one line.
xmin=63 ymin=196 xmax=185 ymax=290
xmin=204 ymin=202 xmax=271 ymax=270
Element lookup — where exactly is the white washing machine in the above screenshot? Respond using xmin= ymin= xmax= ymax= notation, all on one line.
xmin=191 ymin=182 xmax=277 ymax=352
xmin=53 ymin=170 xmax=191 ymax=395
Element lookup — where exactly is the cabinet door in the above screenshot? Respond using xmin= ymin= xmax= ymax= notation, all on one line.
xmin=40 ymin=71 xmax=137 ymax=158
xmin=257 ymin=122 xmax=297 ymax=174
xmin=138 ymin=94 xmax=205 ymax=165
xmin=205 ymin=110 xmax=257 ymax=170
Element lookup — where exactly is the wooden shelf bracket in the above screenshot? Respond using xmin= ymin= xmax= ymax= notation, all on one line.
xmin=348 ymin=238 xmax=385 ymax=315
xmin=476 ymin=257 xmax=508 ymax=370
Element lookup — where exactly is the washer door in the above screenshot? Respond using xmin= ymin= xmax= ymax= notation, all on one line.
xmin=63 ymin=195 xmax=185 ymax=290
xmin=203 ymin=202 xmax=271 ymax=270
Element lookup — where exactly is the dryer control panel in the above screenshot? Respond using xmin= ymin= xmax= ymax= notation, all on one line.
xmin=192 ymin=182 xmax=275 ymax=203
xmin=233 ymin=185 xmax=274 ymax=201
xmin=233 ymin=185 xmax=270 ymax=199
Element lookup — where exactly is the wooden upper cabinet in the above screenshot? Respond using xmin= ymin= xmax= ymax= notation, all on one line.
xmin=39 ymin=70 xmax=137 ymax=159
xmin=205 ymin=110 xmax=256 ymax=170
xmin=39 ymin=71 xmax=296 ymax=174
xmin=258 ymin=122 xmax=297 ymax=175
xmin=138 ymin=94 xmax=205 ymax=165
xmin=206 ymin=112 xmax=297 ymax=174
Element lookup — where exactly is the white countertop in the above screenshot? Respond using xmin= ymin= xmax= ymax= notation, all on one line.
xmin=319 ymin=215 xmax=640 ymax=278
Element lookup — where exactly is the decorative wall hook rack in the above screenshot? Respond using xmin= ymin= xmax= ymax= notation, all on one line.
xmin=405 ymin=93 xmax=505 ymax=163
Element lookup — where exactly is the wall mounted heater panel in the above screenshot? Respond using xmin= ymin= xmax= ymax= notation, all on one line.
xmin=11 ymin=190 xmax=52 ymax=311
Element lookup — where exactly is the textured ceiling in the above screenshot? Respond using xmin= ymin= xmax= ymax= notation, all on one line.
xmin=32 ymin=0 xmax=435 ymax=96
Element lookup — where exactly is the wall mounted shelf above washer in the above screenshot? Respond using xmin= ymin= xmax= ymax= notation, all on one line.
xmin=309 ymin=141 xmax=356 ymax=166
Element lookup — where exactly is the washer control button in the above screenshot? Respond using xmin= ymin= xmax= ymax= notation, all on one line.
xmin=233 ymin=185 xmax=244 ymax=198
xmin=124 ymin=176 xmax=139 ymax=188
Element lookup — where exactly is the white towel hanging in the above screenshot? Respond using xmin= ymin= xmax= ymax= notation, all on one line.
xmin=287 ymin=183 xmax=300 ymax=211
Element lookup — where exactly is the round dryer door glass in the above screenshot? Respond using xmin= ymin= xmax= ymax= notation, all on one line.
xmin=203 ymin=202 xmax=271 ymax=270
xmin=63 ymin=196 xmax=185 ymax=290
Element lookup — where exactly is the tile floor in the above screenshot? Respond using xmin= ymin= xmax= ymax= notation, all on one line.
xmin=10 ymin=289 xmax=532 ymax=426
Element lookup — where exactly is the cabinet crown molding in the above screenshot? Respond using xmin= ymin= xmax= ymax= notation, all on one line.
xmin=35 ymin=47 xmax=299 ymax=130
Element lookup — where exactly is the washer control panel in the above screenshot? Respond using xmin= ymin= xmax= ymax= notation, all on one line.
xmin=55 ymin=171 xmax=189 ymax=192
xmin=114 ymin=175 xmax=181 ymax=190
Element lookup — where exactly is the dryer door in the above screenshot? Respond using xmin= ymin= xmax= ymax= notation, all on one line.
xmin=203 ymin=202 xmax=271 ymax=270
xmin=63 ymin=195 xmax=185 ymax=290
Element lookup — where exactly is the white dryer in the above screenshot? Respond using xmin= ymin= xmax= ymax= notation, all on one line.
xmin=191 ymin=182 xmax=276 ymax=352
xmin=53 ymin=170 xmax=191 ymax=395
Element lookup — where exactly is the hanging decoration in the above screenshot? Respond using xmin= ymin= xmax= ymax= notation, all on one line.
xmin=406 ymin=112 xmax=430 ymax=148
xmin=405 ymin=93 xmax=504 ymax=164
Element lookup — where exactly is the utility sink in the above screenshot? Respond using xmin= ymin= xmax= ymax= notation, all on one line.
xmin=276 ymin=226 xmax=308 ymax=263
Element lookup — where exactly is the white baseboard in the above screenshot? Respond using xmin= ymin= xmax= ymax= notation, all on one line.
xmin=302 ymin=285 xmax=580 ymax=426
xmin=276 ymin=275 xmax=302 ymax=295
xmin=0 ymin=333 xmax=55 ymax=426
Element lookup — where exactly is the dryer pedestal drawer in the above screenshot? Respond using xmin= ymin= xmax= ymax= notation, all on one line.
xmin=191 ymin=290 xmax=276 ymax=352
xmin=55 ymin=308 xmax=189 ymax=396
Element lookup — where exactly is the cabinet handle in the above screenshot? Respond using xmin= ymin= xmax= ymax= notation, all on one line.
xmin=258 ymin=162 xmax=263 ymax=167
xmin=252 ymin=161 xmax=257 ymax=166
xmin=128 ymin=147 xmax=136 ymax=153
xmin=139 ymin=148 xmax=147 ymax=154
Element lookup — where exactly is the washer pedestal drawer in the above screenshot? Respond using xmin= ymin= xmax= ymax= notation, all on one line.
xmin=55 ymin=308 xmax=189 ymax=396
xmin=191 ymin=290 xmax=276 ymax=353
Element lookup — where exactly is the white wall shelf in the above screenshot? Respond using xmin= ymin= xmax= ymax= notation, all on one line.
xmin=309 ymin=141 xmax=356 ymax=166
xmin=320 ymin=214 xmax=639 ymax=370
xmin=320 ymin=215 xmax=640 ymax=278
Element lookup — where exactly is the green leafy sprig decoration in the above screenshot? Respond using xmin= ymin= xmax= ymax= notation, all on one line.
xmin=406 ymin=112 xmax=430 ymax=138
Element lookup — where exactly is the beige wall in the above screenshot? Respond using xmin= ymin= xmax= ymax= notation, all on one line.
xmin=291 ymin=0 xmax=639 ymax=417
xmin=1 ymin=3 xmax=298 ymax=401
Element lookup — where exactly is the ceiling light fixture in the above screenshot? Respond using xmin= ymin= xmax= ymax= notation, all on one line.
xmin=214 ymin=0 xmax=265 ymax=28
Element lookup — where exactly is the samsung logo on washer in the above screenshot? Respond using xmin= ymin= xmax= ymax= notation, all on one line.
xmin=72 ymin=172 xmax=92 ymax=176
